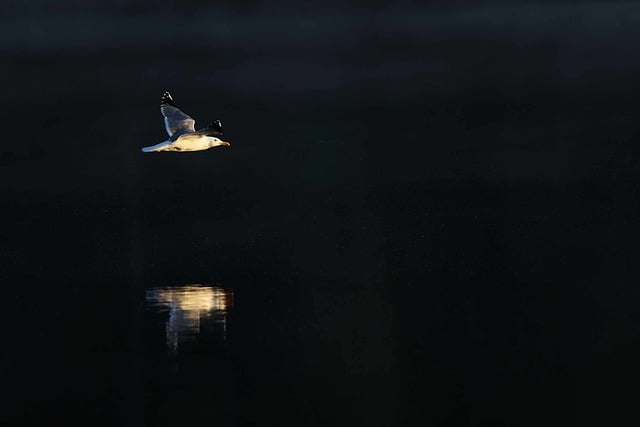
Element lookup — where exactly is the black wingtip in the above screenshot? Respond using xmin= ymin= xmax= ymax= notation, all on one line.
xmin=207 ymin=120 xmax=223 ymax=133
xmin=160 ymin=91 xmax=176 ymax=107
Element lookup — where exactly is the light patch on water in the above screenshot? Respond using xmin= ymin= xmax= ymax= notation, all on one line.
xmin=146 ymin=285 xmax=233 ymax=354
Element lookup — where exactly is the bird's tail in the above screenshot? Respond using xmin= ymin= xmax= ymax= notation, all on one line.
xmin=141 ymin=140 xmax=170 ymax=152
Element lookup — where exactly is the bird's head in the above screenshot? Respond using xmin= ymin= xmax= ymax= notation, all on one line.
xmin=208 ymin=137 xmax=231 ymax=148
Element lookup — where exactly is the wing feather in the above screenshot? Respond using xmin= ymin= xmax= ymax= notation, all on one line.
xmin=160 ymin=92 xmax=196 ymax=137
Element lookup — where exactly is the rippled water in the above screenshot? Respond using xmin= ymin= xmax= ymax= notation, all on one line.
xmin=146 ymin=285 xmax=233 ymax=354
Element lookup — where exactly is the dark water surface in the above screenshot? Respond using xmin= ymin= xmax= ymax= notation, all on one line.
xmin=3 ymin=4 xmax=640 ymax=426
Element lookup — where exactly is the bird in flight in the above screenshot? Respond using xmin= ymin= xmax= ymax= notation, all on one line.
xmin=141 ymin=91 xmax=231 ymax=152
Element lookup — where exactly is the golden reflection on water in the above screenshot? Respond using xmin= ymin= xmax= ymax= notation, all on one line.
xmin=145 ymin=285 xmax=233 ymax=354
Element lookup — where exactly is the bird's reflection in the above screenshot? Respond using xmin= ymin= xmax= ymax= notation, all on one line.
xmin=145 ymin=285 xmax=233 ymax=354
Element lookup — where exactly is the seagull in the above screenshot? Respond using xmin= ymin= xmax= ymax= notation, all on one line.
xmin=141 ymin=91 xmax=231 ymax=152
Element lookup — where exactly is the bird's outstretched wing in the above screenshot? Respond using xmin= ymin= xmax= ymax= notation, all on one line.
xmin=196 ymin=120 xmax=224 ymax=136
xmin=160 ymin=91 xmax=196 ymax=138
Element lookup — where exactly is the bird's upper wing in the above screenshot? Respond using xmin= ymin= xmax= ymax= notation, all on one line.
xmin=160 ymin=91 xmax=196 ymax=137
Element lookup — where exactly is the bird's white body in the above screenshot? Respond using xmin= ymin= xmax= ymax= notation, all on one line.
xmin=141 ymin=91 xmax=230 ymax=153
xmin=142 ymin=134 xmax=229 ymax=152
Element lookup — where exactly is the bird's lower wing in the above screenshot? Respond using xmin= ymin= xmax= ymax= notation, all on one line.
xmin=192 ymin=129 xmax=222 ymax=137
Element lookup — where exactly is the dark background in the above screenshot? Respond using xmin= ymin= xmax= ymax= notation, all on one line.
xmin=2 ymin=1 xmax=640 ymax=426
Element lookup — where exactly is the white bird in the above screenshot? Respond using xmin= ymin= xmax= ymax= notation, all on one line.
xmin=141 ymin=91 xmax=231 ymax=152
